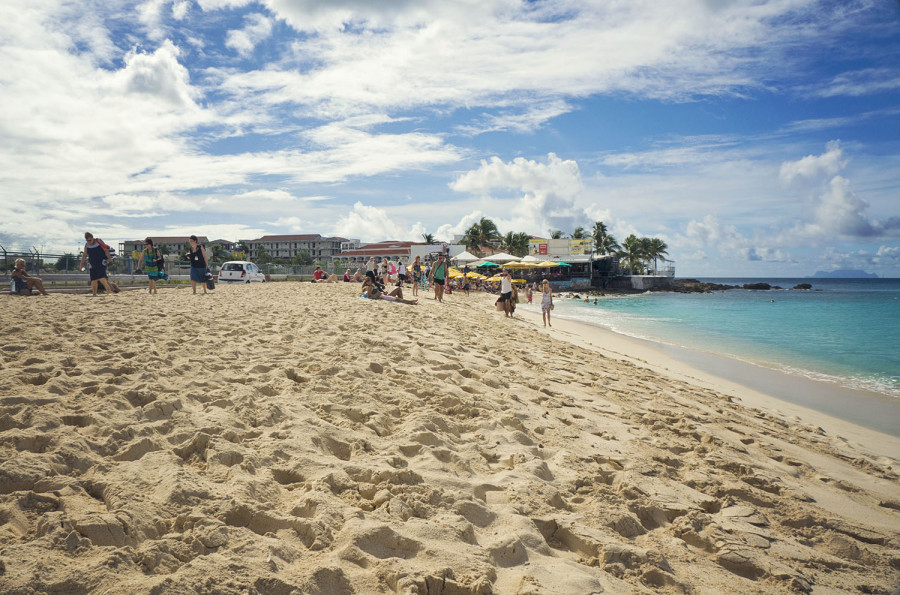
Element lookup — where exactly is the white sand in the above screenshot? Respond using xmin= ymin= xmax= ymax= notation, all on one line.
xmin=1 ymin=283 xmax=898 ymax=594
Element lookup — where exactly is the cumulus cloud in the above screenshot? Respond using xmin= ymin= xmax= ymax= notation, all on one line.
xmin=779 ymin=140 xmax=847 ymax=185
xmin=333 ymin=202 xmax=426 ymax=243
xmin=778 ymin=143 xmax=900 ymax=241
xmin=450 ymin=153 xmax=588 ymax=235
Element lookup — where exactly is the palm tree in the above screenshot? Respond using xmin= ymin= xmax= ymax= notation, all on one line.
xmin=502 ymin=231 xmax=530 ymax=257
xmin=549 ymin=229 xmax=564 ymax=239
xmin=571 ymin=227 xmax=586 ymax=239
xmin=421 ymin=233 xmax=435 ymax=244
xmin=621 ymin=234 xmax=646 ymax=274
xmin=463 ymin=217 xmax=502 ymax=256
xmin=209 ymin=243 xmax=225 ymax=263
xmin=592 ymin=221 xmax=620 ymax=255
xmin=646 ymin=238 xmax=668 ymax=273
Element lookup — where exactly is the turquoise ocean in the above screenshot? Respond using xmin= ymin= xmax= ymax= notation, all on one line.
xmin=528 ymin=278 xmax=900 ymax=434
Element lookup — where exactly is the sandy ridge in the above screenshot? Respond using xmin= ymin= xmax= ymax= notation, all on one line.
xmin=0 ymin=283 xmax=898 ymax=594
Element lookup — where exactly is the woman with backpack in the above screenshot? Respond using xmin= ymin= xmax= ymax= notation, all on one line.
xmin=186 ymin=235 xmax=209 ymax=295
xmin=136 ymin=238 xmax=164 ymax=294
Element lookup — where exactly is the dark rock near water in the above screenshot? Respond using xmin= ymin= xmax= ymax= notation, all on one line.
xmin=671 ymin=279 xmax=738 ymax=293
xmin=793 ymin=283 xmax=812 ymax=290
xmin=742 ymin=283 xmax=772 ymax=290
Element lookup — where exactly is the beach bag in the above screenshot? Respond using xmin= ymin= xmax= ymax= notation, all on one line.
xmin=495 ymin=300 xmax=503 ymax=311
xmin=205 ymin=270 xmax=215 ymax=290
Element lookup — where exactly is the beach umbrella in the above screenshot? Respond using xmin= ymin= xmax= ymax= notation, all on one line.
xmin=452 ymin=250 xmax=480 ymax=264
xmin=536 ymin=261 xmax=559 ymax=267
xmin=504 ymin=261 xmax=538 ymax=269
xmin=555 ymin=262 xmax=571 ymax=267
xmin=465 ymin=271 xmax=485 ymax=279
xmin=486 ymin=252 xmax=522 ymax=263
xmin=521 ymin=255 xmax=541 ymax=262
xmin=511 ymin=278 xmax=526 ymax=283
xmin=486 ymin=275 xmax=503 ymax=282
xmin=476 ymin=261 xmax=498 ymax=268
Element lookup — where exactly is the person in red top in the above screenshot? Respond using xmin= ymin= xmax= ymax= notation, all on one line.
xmin=313 ymin=266 xmax=338 ymax=283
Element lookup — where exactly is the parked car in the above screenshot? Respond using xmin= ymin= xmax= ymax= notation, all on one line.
xmin=218 ymin=261 xmax=266 ymax=283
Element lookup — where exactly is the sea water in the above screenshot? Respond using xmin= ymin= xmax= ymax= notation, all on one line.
xmin=531 ymin=278 xmax=900 ymax=431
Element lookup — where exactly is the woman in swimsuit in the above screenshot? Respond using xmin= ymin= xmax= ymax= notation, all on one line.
xmin=540 ymin=279 xmax=553 ymax=327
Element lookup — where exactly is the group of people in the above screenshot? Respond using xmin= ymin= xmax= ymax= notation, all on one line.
xmin=120 ymin=234 xmax=212 ymax=295
xmin=11 ymin=239 xmax=555 ymax=324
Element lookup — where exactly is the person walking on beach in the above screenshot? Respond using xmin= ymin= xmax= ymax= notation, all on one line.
xmin=186 ymin=235 xmax=209 ymax=294
xmin=11 ymin=259 xmax=49 ymax=295
xmin=411 ymin=256 xmax=422 ymax=296
xmin=498 ymin=269 xmax=513 ymax=318
xmin=135 ymin=238 xmax=164 ymax=294
xmin=79 ymin=232 xmax=115 ymax=296
xmin=366 ymin=257 xmax=376 ymax=278
xmin=540 ymin=279 xmax=553 ymax=327
xmin=429 ymin=254 xmax=448 ymax=302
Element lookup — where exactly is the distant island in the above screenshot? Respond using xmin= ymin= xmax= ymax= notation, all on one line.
xmin=810 ymin=269 xmax=879 ymax=279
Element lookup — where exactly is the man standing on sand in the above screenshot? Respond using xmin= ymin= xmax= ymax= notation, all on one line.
xmin=429 ymin=254 xmax=448 ymax=302
xmin=498 ymin=269 xmax=514 ymax=318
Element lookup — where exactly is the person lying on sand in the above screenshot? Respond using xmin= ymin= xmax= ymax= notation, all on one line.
xmin=11 ymin=259 xmax=49 ymax=295
xmin=361 ymin=276 xmax=418 ymax=305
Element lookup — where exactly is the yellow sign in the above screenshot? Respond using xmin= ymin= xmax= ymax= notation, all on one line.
xmin=570 ymin=239 xmax=592 ymax=255
xmin=132 ymin=251 xmax=142 ymax=260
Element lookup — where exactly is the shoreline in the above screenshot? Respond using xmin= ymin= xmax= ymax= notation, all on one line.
xmin=513 ymin=301 xmax=900 ymax=454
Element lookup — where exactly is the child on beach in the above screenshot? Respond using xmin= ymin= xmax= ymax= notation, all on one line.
xmin=11 ymin=259 xmax=49 ymax=295
xmin=135 ymin=238 xmax=164 ymax=294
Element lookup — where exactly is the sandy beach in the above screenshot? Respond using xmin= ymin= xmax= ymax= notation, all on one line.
xmin=1 ymin=282 xmax=898 ymax=594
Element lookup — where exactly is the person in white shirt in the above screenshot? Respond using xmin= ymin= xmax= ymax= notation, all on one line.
xmin=498 ymin=269 xmax=514 ymax=318
xmin=398 ymin=261 xmax=408 ymax=285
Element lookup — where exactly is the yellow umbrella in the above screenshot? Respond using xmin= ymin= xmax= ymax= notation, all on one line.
xmin=511 ymin=278 xmax=526 ymax=283
xmin=486 ymin=275 xmax=503 ymax=282
xmin=504 ymin=261 xmax=538 ymax=269
xmin=465 ymin=271 xmax=485 ymax=279
xmin=536 ymin=260 xmax=560 ymax=267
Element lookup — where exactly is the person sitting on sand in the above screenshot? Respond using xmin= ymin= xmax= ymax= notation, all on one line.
xmin=11 ymin=259 xmax=49 ymax=295
xmin=352 ymin=268 xmax=363 ymax=282
xmin=343 ymin=269 xmax=351 ymax=282
xmin=361 ymin=276 xmax=418 ymax=305
xmin=313 ymin=268 xmax=338 ymax=283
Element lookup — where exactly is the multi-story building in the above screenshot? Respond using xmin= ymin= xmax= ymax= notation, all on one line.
xmin=240 ymin=235 xmax=358 ymax=261
xmin=336 ymin=240 xmax=418 ymax=265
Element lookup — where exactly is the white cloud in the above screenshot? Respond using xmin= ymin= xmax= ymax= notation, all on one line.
xmin=226 ymin=13 xmax=274 ymax=57
xmin=450 ymin=153 xmax=589 ymax=235
xmin=333 ymin=202 xmax=426 ymax=243
xmin=779 ymin=140 xmax=847 ymax=185
xmin=807 ymin=67 xmax=900 ymax=98
xmin=268 ymin=216 xmax=303 ymax=232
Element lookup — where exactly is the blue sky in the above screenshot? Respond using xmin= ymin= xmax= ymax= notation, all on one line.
xmin=1 ymin=0 xmax=899 ymax=276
